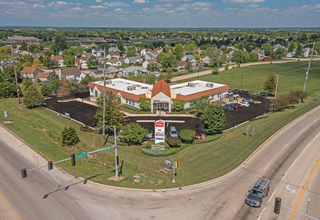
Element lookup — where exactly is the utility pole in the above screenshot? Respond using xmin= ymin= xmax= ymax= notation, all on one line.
xmin=10 ymin=44 xmax=20 ymax=104
xmin=303 ymin=42 xmax=315 ymax=94
xmin=114 ymin=126 xmax=118 ymax=179
xmin=102 ymin=48 xmax=106 ymax=145
xmin=241 ymin=73 xmax=243 ymax=90
xmin=274 ymin=74 xmax=281 ymax=100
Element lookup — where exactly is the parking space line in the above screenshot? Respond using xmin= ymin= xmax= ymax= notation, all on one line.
xmin=283 ymin=143 xmax=289 ymax=149
xmin=0 ymin=192 xmax=22 ymax=220
xmin=264 ymin=163 xmax=271 ymax=170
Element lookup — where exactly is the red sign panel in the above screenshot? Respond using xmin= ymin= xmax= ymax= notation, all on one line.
xmin=155 ymin=122 xmax=164 ymax=127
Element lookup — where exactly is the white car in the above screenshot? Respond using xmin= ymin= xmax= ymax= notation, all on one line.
xmin=238 ymin=101 xmax=250 ymax=107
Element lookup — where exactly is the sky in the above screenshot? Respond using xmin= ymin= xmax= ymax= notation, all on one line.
xmin=0 ymin=0 xmax=320 ymax=28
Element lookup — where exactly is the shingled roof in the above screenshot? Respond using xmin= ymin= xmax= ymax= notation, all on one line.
xmin=151 ymin=80 xmax=171 ymax=98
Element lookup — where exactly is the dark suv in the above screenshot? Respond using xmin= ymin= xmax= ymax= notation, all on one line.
xmin=246 ymin=178 xmax=270 ymax=208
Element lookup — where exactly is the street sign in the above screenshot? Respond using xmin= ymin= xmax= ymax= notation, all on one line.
xmin=252 ymin=126 xmax=255 ymax=138
xmin=246 ymin=125 xmax=250 ymax=137
xmin=76 ymin=152 xmax=87 ymax=159
xmin=105 ymin=146 xmax=113 ymax=151
xmin=155 ymin=120 xmax=165 ymax=144
xmin=4 ymin=111 xmax=7 ymax=118
xmin=65 ymin=113 xmax=70 ymax=118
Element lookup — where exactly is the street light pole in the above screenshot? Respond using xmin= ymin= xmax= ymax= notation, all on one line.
xmin=10 ymin=43 xmax=20 ymax=104
xmin=102 ymin=48 xmax=106 ymax=145
xmin=241 ymin=73 xmax=243 ymax=90
xmin=114 ymin=126 xmax=119 ymax=179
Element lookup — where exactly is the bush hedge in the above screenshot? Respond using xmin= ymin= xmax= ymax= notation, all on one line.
xmin=167 ymin=137 xmax=182 ymax=147
xmin=122 ymin=104 xmax=139 ymax=111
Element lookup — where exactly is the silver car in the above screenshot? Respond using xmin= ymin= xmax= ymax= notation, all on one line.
xmin=169 ymin=126 xmax=178 ymax=138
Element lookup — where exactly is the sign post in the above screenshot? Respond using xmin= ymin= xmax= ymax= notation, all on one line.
xmin=172 ymin=161 xmax=176 ymax=183
xmin=252 ymin=126 xmax=255 ymax=138
xmin=245 ymin=125 xmax=250 ymax=137
xmin=155 ymin=120 xmax=165 ymax=144
xmin=4 ymin=111 xmax=7 ymax=118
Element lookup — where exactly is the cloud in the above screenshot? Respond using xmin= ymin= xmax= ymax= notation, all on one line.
xmin=132 ymin=0 xmax=149 ymax=4
xmin=223 ymin=0 xmax=265 ymax=3
xmin=90 ymin=5 xmax=108 ymax=9
xmin=156 ymin=0 xmax=191 ymax=2
xmin=114 ymin=8 xmax=124 ymax=12
xmin=33 ymin=3 xmax=44 ymax=8
xmin=95 ymin=0 xmax=102 ymax=2
xmin=103 ymin=1 xmax=131 ymax=6
xmin=247 ymin=4 xmax=259 ymax=8
xmin=177 ymin=2 xmax=215 ymax=11
xmin=47 ymin=1 xmax=69 ymax=9
xmin=163 ymin=4 xmax=173 ymax=7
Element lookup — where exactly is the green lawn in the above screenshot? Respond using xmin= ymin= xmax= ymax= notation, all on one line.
xmin=1 ymin=61 xmax=320 ymax=189
xmin=177 ymin=61 xmax=320 ymax=96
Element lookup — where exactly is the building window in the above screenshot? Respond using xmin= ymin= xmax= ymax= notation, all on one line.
xmin=126 ymin=99 xmax=128 ymax=104
xmin=95 ymin=91 xmax=98 ymax=97
xmin=129 ymin=100 xmax=131 ymax=105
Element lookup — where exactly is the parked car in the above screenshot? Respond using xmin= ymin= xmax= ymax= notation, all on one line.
xmin=259 ymin=92 xmax=267 ymax=97
xmin=233 ymin=89 xmax=240 ymax=94
xmin=228 ymin=89 xmax=234 ymax=93
xmin=145 ymin=127 xmax=153 ymax=139
xmin=169 ymin=126 xmax=178 ymax=138
xmin=238 ymin=101 xmax=250 ymax=107
xmin=194 ymin=128 xmax=203 ymax=139
xmin=240 ymin=90 xmax=249 ymax=95
xmin=230 ymin=103 xmax=241 ymax=109
xmin=223 ymin=105 xmax=234 ymax=112
xmin=242 ymin=98 xmax=254 ymax=104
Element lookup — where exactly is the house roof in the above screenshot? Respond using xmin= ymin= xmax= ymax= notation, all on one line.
xmin=110 ymin=51 xmax=120 ymax=55
xmin=83 ymin=53 xmax=92 ymax=57
xmin=60 ymin=69 xmax=81 ymax=76
xmin=51 ymin=56 xmax=63 ymax=60
xmin=184 ymin=55 xmax=195 ymax=60
xmin=21 ymin=67 xmax=41 ymax=73
xmin=178 ymin=61 xmax=187 ymax=66
xmin=36 ymin=72 xmax=50 ymax=78
xmin=98 ymin=64 xmax=114 ymax=69
xmin=146 ymin=52 xmax=156 ymax=59
xmin=154 ymin=47 xmax=162 ymax=50
xmin=176 ymin=85 xmax=230 ymax=101
xmin=107 ymin=59 xmax=122 ymax=64
xmin=146 ymin=59 xmax=162 ymax=67
xmin=75 ymin=57 xmax=88 ymax=64
xmin=152 ymin=80 xmax=171 ymax=98
xmin=126 ymin=56 xmax=141 ymax=62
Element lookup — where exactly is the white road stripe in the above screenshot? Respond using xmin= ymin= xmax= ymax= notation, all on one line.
xmin=264 ymin=163 xmax=271 ymax=171
xmin=314 ymin=119 xmax=319 ymax=123
xmin=257 ymin=132 xmax=320 ymax=220
xmin=283 ymin=143 xmax=289 ymax=149
xmin=299 ymin=128 xmax=306 ymax=134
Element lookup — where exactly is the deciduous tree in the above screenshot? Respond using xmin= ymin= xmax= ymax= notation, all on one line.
xmin=32 ymin=60 xmax=43 ymax=68
xmin=139 ymin=97 xmax=151 ymax=112
xmin=61 ymin=127 xmax=80 ymax=146
xmin=263 ymin=72 xmax=278 ymax=93
xmin=23 ymin=84 xmax=44 ymax=108
xmin=118 ymin=122 xmax=148 ymax=145
xmin=201 ymin=105 xmax=226 ymax=133
xmin=57 ymin=78 xmax=71 ymax=97
xmin=171 ymin=99 xmax=184 ymax=112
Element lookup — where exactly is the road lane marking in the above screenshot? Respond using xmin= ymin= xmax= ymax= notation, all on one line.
xmin=314 ymin=119 xmax=319 ymax=123
xmin=288 ymin=157 xmax=320 ymax=220
xmin=257 ymin=132 xmax=320 ymax=220
xmin=286 ymin=184 xmax=297 ymax=194
xmin=283 ymin=143 xmax=289 ymax=149
xmin=0 ymin=192 xmax=22 ymax=220
xmin=264 ymin=163 xmax=271 ymax=170
xmin=299 ymin=128 xmax=306 ymax=135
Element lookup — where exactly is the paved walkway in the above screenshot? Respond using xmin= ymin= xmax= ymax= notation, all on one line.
xmin=171 ymin=58 xmax=320 ymax=82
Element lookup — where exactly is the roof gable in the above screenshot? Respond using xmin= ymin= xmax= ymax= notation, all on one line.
xmin=152 ymin=80 xmax=171 ymax=98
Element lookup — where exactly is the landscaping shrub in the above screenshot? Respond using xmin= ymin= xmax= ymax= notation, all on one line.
xmin=166 ymin=137 xmax=182 ymax=147
xmin=79 ymin=125 xmax=94 ymax=132
xmin=122 ymin=104 xmax=139 ymax=111
xmin=61 ymin=126 xmax=80 ymax=146
xmin=179 ymin=129 xmax=195 ymax=143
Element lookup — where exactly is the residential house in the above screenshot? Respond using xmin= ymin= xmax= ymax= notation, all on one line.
xmin=118 ymin=66 xmax=147 ymax=77
xmin=109 ymin=46 xmax=120 ymax=53
xmin=124 ymin=56 xmax=143 ymax=64
xmin=145 ymin=52 xmax=157 ymax=60
xmin=92 ymin=48 xmax=104 ymax=57
xmin=106 ymin=59 xmax=122 ymax=67
xmin=20 ymin=67 xmax=44 ymax=82
xmin=273 ymin=43 xmax=282 ymax=48
xmin=51 ymin=55 xmax=64 ymax=66
xmin=140 ymin=48 xmax=153 ymax=56
xmin=31 ymin=52 xmax=45 ymax=60
xmin=58 ymin=69 xmax=86 ymax=83
xmin=251 ymin=49 xmax=265 ymax=60
xmin=106 ymin=51 xmax=120 ymax=60
xmin=90 ymin=64 xmax=117 ymax=78
xmin=286 ymin=48 xmax=310 ymax=58
xmin=82 ymin=53 xmax=92 ymax=58
xmin=0 ymin=61 xmax=10 ymax=71
xmin=36 ymin=72 xmax=51 ymax=82
xmin=17 ymin=50 xmax=29 ymax=56
xmin=201 ymin=56 xmax=210 ymax=64
xmin=75 ymin=57 xmax=88 ymax=69
xmin=181 ymin=55 xmax=196 ymax=64
xmin=154 ymin=47 xmax=163 ymax=53
xmin=143 ymin=59 xmax=162 ymax=69
xmin=58 ymin=51 xmax=64 ymax=56
xmin=177 ymin=61 xmax=187 ymax=69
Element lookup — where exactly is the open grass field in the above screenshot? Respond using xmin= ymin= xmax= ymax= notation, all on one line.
xmin=177 ymin=61 xmax=320 ymax=97
xmin=1 ymin=61 xmax=319 ymax=189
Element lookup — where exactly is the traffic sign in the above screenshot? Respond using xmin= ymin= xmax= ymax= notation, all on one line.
xmin=4 ymin=111 xmax=7 ymax=118
xmin=76 ymin=152 xmax=87 ymax=159
xmin=105 ymin=146 xmax=113 ymax=151
xmin=65 ymin=113 xmax=70 ymax=118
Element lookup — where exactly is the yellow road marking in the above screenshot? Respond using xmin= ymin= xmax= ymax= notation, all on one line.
xmin=288 ymin=157 xmax=320 ymax=220
xmin=0 ymin=192 xmax=22 ymax=220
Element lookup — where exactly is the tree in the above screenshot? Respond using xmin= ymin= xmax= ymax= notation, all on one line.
xmin=116 ymin=40 xmax=124 ymax=52
xmin=173 ymin=44 xmax=184 ymax=61
xmin=139 ymin=97 xmax=151 ymax=112
xmin=28 ymin=44 xmax=38 ymax=53
xmin=295 ymin=44 xmax=303 ymax=57
xmin=41 ymin=83 xmax=53 ymax=96
xmin=249 ymin=53 xmax=258 ymax=62
xmin=263 ymin=72 xmax=278 ymax=93
xmin=57 ymin=78 xmax=71 ymax=97
xmin=165 ymin=67 xmax=173 ymax=81
xmin=32 ymin=60 xmax=43 ymax=68
xmin=156 ymin=52 xmax=166 ymax=63
xmin=146 ymin=63 xmax=160 ymax=72
xmin=273 ymin=94 xmax=290 ymax=111
xmin=20 ymin=41 xmax=28 ymax=51
xmin=194 ymin=54 xmax=200 ymax=61
xmin=126 ymin=46 xmax=136 ymax=57
xmin=167 ymin=137 xmax=181 ymax=147
xmin=201 ymin=105 xmax=226 ymax=133
xmin=231 ymin=50 xmax=250 ymax=63
xmin=178 ymin=129 xmax=195 ymax=143
xmin=23 ymin=84 xmax=44 ymax=108
xmin=207 ymin=48 xmax=226 ymax=67
xmin=171 ymin=99 xmax=184 ymax=112
xmin=54 ymin=34 xmax=68 ymax=51
xmin=261 ymin=44 xmax=273 ymax=56
xmin=79 ymin=74 xmax=96 ymax=88
xmin=288 ymin=42 xmax=297 ymax=52
xmin=161 ymin=54 xmax=176 ymax=69
xmin=87 ymin=56 xmax=99 ymax=69
xmin=191 ymin=96 xmax=210 ymax=115
xmin=185 ymin=61 xmax=192 ymax=73
xmin=43 ymin=56 xmax=54 ymax=67
xmin=0 ymin=81 xmax=16 ymax=98
xmin=50 ymin=73 xmax=61 ymax=91
xmin=234 ymin=42 xmax=244 ymax=50
xmin=184 ymin=41 xmax=197 ymax=54
xmin=61 ymin=127 xmax=80 ymax=146
xmin=64 ymin=55 xmax=75 ymax=67
xmin=275 ymin=47 xmax=287 ymax=59
xmin=118 ymin=122 xmax=148 ymax=145
xmin=94 ymin=91 xmax=123 ymax=129
xmin=22 ymin=77 xmax=33 ymax=94
xmin=148 ymin=44 xmax=155 ymax=50
xmin=145 ymin=73 xmax=155 ymax=85
xmin=212 ymin=67 xmax=219 ymax=75
xmin=23 ymin=62 xmax=32 ymax=67
xmin=0 ymin=46 xmax=12 ymax=61
xmin=245 ymin=42 xmax=256 ymax=52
